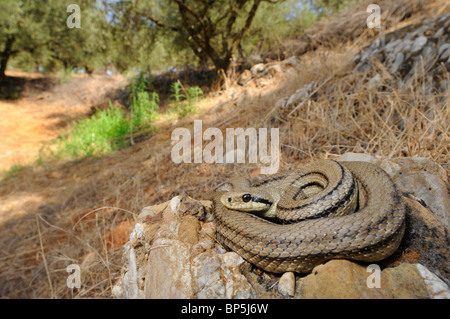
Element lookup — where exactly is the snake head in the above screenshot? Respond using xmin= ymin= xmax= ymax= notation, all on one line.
xmin=220 ymin=190 xmax=278 ymax=219
xmin=221 ymin=192 xmax=272 ymax=211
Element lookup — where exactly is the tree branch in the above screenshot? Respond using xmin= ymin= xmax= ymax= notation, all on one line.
xmin=144 ymin=14 xmax=180 ymax=31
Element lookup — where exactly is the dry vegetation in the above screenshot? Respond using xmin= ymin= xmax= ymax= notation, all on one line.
xmin=0 ymin=0 xmax=449 ymax=298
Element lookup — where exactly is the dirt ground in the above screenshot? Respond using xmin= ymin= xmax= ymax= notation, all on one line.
xmin=0 ymin=71 xmax=127 ymax=171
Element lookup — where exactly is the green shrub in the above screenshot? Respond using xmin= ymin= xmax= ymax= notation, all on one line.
xmin=54 ymin=74 xmax=161 ymax=160
xmin=170 ymin=81 xmax=203 ymax=118
xmin=60 ymin=103 xmax=130 ymax=158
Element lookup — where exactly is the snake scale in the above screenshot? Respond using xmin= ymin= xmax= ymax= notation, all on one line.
xmin=206 ymin=160 xmax=406 ymax=273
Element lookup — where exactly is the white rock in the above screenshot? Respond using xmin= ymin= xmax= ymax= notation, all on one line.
xmin=278 ymin=272 xmax=295 ymax=297
xmin=411 ymin=36 xmax=427 ymax=54
xmin=390 ymin=52 xmax=404 ymax=73
xmin=222 ymin=252 xmax=245 ymax=268
xmin=339 ymin=152 xmax=378 ymax=164
xmin=144 ymin=238 xmax=194 ymax=299
xmin=128 ymin=223 xmax=144 ymax=242
xmin=124 ymin=248 xmax=142 ymax=299
xmin=416 ymin=264 xmax=450 ymax=299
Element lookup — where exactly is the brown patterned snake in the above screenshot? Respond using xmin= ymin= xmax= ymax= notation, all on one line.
xmin=206 ymin=160 xmax=406 ymax=273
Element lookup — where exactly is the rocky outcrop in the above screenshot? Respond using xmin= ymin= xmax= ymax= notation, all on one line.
xmin=353 ymin=13 xmax=450 ymax=92
xmin=254 ymin=13 xmax=450 ymax=110
xmin=237 ymin=56 xmax=301 ymax=87
xmin=112 ymin=155 xmax=449 ymax=299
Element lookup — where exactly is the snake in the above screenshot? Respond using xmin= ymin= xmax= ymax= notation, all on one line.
xmin=206 ymin=159 xmax=406 ymax=274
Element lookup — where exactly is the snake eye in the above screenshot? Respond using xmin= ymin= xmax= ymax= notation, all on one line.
xmin=242 ymin=194 xmax=251 ymax=202
xmin=227 ymin=197 xmax=232 ymax=203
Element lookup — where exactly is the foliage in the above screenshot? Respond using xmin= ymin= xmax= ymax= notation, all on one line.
xmin=129 ymin=74 xmax=160 ymax=131
xmin=4 ymin=162 xmax=26 ymax=179
xmin=0 ymin=0 xmax=360 ymax=78
xmin=170 ymin=81 xmax=203 ymax=118
xmin=56 ymin=74 xmax=162 ymax=160
xmin=0 ymin=0 xmax=108 ymax=77
xmin=59 ymin=103 xmax=130 ymax=158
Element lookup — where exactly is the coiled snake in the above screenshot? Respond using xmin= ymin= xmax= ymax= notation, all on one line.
xmin=206 ymin=160 xmax=405 ymax=273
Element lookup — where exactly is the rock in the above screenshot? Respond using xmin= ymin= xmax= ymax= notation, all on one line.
xmin=113 ymin=156 xmax=449 ymax=299
xmin=297 ymin=260 xmax=447 ymax=299
xmin=144 ymin=238 xmax=194 ymax=298
xmin=392 ymin=157 xmax=450 ymax=230
xmin=284 ymin=81 xmax=317 ymax=107
xmin=113 ymin=196 xmax=257 ymax=299
xmin=237 ymin=69 xmax=252 ymax=86
xmin=411 ymin=36 xmax=427 ymax=54
xmin=416 ymin=264 xmax=450 ymax=299
xmin=298 ymin=260 xmax=392 ymax=298
xmin=367 ymin=74 xmax=383 ymax=90
xmin=381 ymin=263 xmax=429 ymax=299
xmin=124 ymin=248 xmax=144 ymax=299
xmin=250 ymin=63 xmax=267 ymax=78
xmin=390 ymin=196 xmax=450 ymax=286
xmin=438 ymin=43 xmax=450 ymax=61
xmin=220 ymin=252 xmax=255 ymax=299
xmin=390 ymin=52 xmax=404 ymax=73
xmin=237 ymin=56 xmax=301 ymax=87
xmin=353 ymin=13 xmax=450 ymax=92
xmin=278 ymin=272 xmax=295 ymax=297
xmin=339 ymin=152 xmax=378 ymax=164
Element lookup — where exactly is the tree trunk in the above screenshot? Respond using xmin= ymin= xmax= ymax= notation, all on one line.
xmin=0 ymin=36 xmax=16 ymax=79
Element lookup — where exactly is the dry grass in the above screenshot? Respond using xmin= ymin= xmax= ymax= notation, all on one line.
xmin=0 ymin=0 xmax=449 ymax=298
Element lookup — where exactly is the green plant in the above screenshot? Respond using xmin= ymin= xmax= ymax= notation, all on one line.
xmin=59 ymin=103 xmax=130 ymax=159
xmin=130 ymin=74 xmax=159 ymax=132
xmin=5 ymin=162 xmax=25 ymax=179
xmin=170 ymin=81 xmax=203 ymax=118
xmin=170 ymin=81 xmax=186 ymax=108
xmin=186 ymin=86 xmax=203 ymax=107
xmin=52 ymin=74 xmax=162 ymax=160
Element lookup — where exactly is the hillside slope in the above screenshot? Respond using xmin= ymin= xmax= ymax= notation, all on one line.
xmin=0 ymin=0 xmax=448 ymax=298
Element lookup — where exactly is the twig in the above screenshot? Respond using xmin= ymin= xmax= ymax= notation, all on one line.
xmin=36 ymin=215 xmax=55 ymax=299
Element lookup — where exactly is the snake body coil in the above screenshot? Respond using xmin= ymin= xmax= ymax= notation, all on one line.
xmin=207 ymin=160 xmax=405 ymax=273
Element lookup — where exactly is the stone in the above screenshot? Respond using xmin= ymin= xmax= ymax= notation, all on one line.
xmin=284 ymin=81 xmax=317 ymax=107
xmin=416 ymin=264 xmax=450 ymax=299
xmin=278 ymin=272 xmax=295 ymax=297
xmin=367 ymin=74 xmax=383 ymax=90
xmin=339 ymin=152 xmax=378 ymax=164
xmin=144 ymin=238 xmax=194 ymax=299
xmin=237 ymin=70 xmax=252 ymax=86
xmin=390 ymin=52 xmax=405 ymax=73
xmin=219 ymin=252 xmax=255 ymax=299
xmin=391 ymin=157 xmax=449 ymax=230
xmin=123 ymin=248 xmax=144 ymax=299
xmin=411 ymin=36 xmax=427 ymax=53
xmin=438 ymin=43 xmax=450 ymax=61
xmin=191 ymin=251 xmax=225 ymax=298
xmin=138 ymin=201 xmax=168 ymax=223
xmin=250 ymin=63 xmax=267 ymax=77
xmin=297 ymin=260 xmax=444 ymax=299
xmin=353 ymin=13 xmax=450 ymax=92
xmin=298 ymin=260 xmax=392 ymax=299
xmin=382 ymin=263 xmax=429 ymax=298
